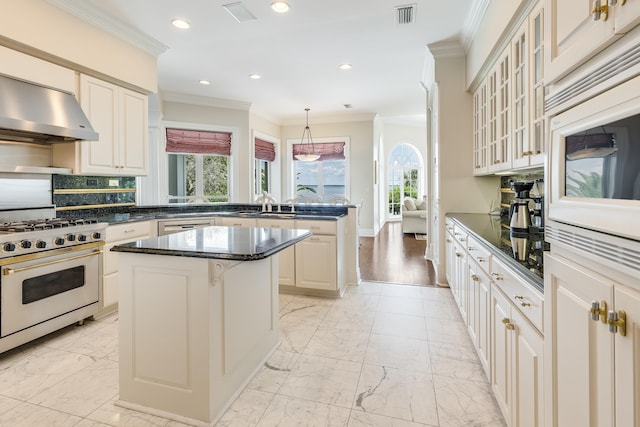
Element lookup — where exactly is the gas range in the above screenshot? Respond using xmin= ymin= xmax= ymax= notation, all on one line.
xmin=0 ymin=206 xmax=107 ymax=260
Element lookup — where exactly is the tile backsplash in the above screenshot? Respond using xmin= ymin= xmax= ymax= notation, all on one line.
xmin=53 ymin=175 xmax=136 ymax=212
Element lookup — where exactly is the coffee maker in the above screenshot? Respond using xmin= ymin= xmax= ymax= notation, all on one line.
xmin=509 ymin=181 xmax=533 ymax=233
xmin=509 ymin=181 xmax=534 ymax=261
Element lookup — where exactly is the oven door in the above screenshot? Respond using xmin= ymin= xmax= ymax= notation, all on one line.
xmin=0 ymin=242 xmax=103 ymax=337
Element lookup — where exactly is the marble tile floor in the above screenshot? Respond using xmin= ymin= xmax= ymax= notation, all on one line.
xmin=0 ymin=282 xmax=506 ymax=427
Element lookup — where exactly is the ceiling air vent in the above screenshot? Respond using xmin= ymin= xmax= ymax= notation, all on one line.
xmin=395 ymin=4 xmax=416 ymax=24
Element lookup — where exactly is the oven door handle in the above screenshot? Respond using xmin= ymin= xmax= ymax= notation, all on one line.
xmin=2 ymin=250 xmax=103 ymax=276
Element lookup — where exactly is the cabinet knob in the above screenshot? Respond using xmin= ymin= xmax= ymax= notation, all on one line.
xmin=477 ymin=257 xmax=487 ymax=262
xmin=471 ymin=275 xmax=479 ymax=282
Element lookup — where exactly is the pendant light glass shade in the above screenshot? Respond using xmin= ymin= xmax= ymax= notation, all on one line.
xmin=295 ymin=108 xmax=320 ymax=162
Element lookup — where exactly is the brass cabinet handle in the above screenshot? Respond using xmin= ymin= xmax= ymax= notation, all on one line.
xmin=592 ymin=0 xmax=609 ymax=21
xmin=608 ymin=310 xmax=626 ymax=336
xmin=502 ymin=317 xmax=515 ymax=330
xmin=471 ymin=275 xmax=479 ymax=282
xmin=590 ymin=300 xmax=609 ymax=324
xmin=477 ymin=257 xmax=487 ymax=262
xmin=491 ymin=272 xmax=503 ymax=280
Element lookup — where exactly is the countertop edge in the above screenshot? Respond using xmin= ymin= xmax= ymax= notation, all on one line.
xmin=111 ymin=229 xmax=312 ymax=261
xmin=447 ymin=214 xmax=544 ymax=294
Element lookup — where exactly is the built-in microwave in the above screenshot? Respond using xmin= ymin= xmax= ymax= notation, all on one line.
xmin=548 ymin=74 xmax=640 ymax=242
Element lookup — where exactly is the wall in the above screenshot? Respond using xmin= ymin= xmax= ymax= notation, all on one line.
xmin=0 ymin=0 xmax=157 ymax=93
xmin=427 ymin=46 xmax=500 ymax=284
xmin=281 ymin=119 xmax=375 ymax=235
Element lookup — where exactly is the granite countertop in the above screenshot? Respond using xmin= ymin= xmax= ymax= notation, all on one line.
xmin=63 ymin=204 xmax=349 ymax=224
xmin=447 ymin=213 xmax=546 ymax=292
xmin=111 ymin=226 xmax=312 ymax=261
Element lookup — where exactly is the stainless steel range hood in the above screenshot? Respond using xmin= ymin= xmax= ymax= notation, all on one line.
xmin=0 ymin=74 xmax=98 ymax=143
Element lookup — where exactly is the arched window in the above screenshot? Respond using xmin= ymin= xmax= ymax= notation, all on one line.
xmin=387 ymin=143 xmax=422 ymax=216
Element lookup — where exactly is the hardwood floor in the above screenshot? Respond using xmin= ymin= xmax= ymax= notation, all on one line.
xmin=359 ymin=221 xmax=436 ymax=286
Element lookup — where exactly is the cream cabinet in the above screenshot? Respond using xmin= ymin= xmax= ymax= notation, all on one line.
xmin=256 ymin=218 xmax=296 ymax=287
xmin=490 ymin=282 xmax=544 ymax=427
xmin=53 ymin=75 xmax=148 ymax=176
xmin=293 ymin=219 xmax=344 ymax=294
xmin=446 ymin=218 xmax=544 ymax=427
xmin=491 ymin=47 xmax=513 ymax=172
xmin=544 ymin=252 xmax=640 ymax=427
xmin=473 ymin=81 xmax=489 ymax=175
xmin=102 ymin=220 xmax=154 ymax=311
xmin=216 ymin=216 xmax=257 ymax=228
xmin=473 ymin=2 xmax=544 ymax=174
xmin=544 ymin=0 xmax=640 ymax=84
xmin=466 ymin=235 xmax=492 ymax=374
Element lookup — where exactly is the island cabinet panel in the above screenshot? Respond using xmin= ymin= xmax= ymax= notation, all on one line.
xmin=118 ymin=253 xmax=279 ymax=425
xmin=294 ymin=234 xmax=337 ymax=291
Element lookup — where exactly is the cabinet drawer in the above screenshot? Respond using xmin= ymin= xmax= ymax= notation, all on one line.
xmin=466 ymin=235 xmax=491 ymax=273
xmin=491 ymin=257 xmax=543 ymax=333
xmin=452 ymin=225 xmax=468 ymax=244
xmin=219 ymin=217 xmax=257 ymax=228
xmin=445 ymin=218 xmax=455 ymax=233
xmin=295 ymin=219 xmax=336 ymax=235
xmin=106 ymin=221 xmax=153 ymax=242
xmin=256 ymin=218 xmax=295 ymax=229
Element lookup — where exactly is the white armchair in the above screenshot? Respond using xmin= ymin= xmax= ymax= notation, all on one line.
xmin=401 ymin=197 xmax=427 ymax=234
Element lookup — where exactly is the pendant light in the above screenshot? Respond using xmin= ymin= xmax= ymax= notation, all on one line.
xmin=295 ymin=108 xmax=320 ymax=162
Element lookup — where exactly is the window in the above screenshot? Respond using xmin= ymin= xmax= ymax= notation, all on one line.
xmin=292 ymin=140 xmax=348 ymax=202
xmin=387 ymin=143 xmax=422 ymax=215
xmin=254 ymin=137 xmax=276 ymax=197
xmin=166 ymin=128 xmax=231 ymax=203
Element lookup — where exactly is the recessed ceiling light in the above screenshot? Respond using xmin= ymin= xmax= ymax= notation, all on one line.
xmin=339 ymin=63 xmax=353 ymax=70
xmin=199 ymin=80 xmax=211 ymax=85
xmin=171 ymin=18 xmax=191 ymax=29
xmin=249 ymin=74 xmax=262 ymax=80
xmin=271 ymin=1 xmax=290 ymax=13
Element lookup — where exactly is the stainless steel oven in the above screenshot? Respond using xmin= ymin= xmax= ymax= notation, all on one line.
xmin=0 ymin=205 xmax=106 ymax=353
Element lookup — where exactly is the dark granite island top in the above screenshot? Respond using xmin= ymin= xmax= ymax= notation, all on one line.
xmin=111 ymin=226 xmax=311 ymax=261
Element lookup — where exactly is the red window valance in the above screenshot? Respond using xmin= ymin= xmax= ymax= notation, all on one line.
xmin=292 ymin=141 xmax=345 ymax=161
xmin=255 ymin=138 xmax=276 ymax=162
xmin=166 ymin=128 xmax=232 ymax=155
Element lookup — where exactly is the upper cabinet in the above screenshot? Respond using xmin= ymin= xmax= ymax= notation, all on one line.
xmin=53 ymin=75 xmax=148 ymax=176
xmin=473 ymin=2 xmax=545 ymax=175
xmin=544 ymin=0 xmax=640 ymax=84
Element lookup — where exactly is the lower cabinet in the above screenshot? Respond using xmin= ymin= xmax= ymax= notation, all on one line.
xmin=256 ymin=218 xmax=295 ymax=286
xmin=544 ymin=252 xmax=640 ymax=427
xmin=445 ymin=219 xmax=544 ymax=427
xmin=103 ymin=221 xmax=154 ymax=311
xmin=294 ymin=234 xmax=337 ymax=291
xmin=490 ymin=283 xmax=544 ymax=427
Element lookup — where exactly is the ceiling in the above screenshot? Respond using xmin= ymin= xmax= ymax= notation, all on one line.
xmin=63 ymin=0 xmax=477 ymax=124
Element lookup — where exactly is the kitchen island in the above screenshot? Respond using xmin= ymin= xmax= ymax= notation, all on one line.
xmin=111 ymin=226 xmax=311 ymax=426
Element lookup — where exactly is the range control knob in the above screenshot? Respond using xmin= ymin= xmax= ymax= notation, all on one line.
xmin=3 ymin=242 xmax=16 ymax=252
xmin=77 ymin=234 xmax=88 ymax=242
xmin=92 ymin=232 xmax=102 ymax=240
xmin=20 ymin=240 xmax=32 ymax=249
xmin=66 ymin=234 xmax=76 ymax=242
xmin=54 ymin=237 xmax=65 ymax=246
xmin=35 ymin=240 xmax=47 ymax=249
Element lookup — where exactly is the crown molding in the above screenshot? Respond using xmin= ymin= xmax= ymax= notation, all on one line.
xmin=47 ymin=0 xmax=168 ymax=57
xmin=461 ymin=0 xmax=491 ymax=52
xmin=427 ymin=40 xmax=465 ymax=58
xmin=161 ymin=91 xmax=252 ymax=111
